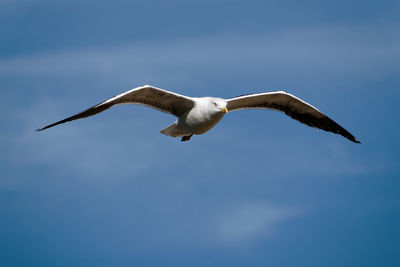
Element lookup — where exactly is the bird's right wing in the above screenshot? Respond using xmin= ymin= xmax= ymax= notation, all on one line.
xmin=226 ymin=91 xmax=360 ymax=143
xmin=36 ymin=85 xmax=195 ymax=131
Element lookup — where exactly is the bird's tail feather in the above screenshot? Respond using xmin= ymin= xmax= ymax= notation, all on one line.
xmin=160 ymin=123 xmax=183 ymax=137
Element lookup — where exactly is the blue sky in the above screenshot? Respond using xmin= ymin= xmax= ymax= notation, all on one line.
xmin=1 ymin=0 xmax=399 ymax=266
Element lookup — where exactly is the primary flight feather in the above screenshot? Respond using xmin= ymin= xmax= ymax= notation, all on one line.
xmin=36 ymin=85 xmax=360 ymax=143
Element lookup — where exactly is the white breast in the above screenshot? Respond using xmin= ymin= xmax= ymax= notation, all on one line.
xmin=178 ymin=98 xmax=225 ymax=135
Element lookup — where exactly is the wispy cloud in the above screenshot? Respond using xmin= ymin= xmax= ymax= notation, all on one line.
xmin=119 ymin=198 xmax=303 ymax=249
xmin=2 ymin=96 xmax=172 ymax=180
xmin=216 ymin=202 xmax=301 ymax=246
xmin=1 ymin=24 xmax=398 ymax=81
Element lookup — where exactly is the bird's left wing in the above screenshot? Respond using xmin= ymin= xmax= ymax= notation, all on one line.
xmin=36 ymin=85 xmax=194 ymax=131
xmin=226 ymin=91 xmax=360 ymax=143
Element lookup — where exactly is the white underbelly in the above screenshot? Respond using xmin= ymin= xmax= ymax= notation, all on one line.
xmin=178 ymin=110 xmax=225 ymax=135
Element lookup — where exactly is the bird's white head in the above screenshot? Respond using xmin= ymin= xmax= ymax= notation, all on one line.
xmin=209 ymin=98 xmax=228 ymax=114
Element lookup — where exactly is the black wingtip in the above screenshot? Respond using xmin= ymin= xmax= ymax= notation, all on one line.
xmin=348 ymin=135 xmax=361 ymax=144
xmin=35 ymin=125 xmax=53 ymax=132
xmin=35 ymin=126 xmax=47 ymax=132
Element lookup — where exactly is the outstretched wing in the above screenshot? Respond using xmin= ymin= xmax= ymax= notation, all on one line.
xmin=36 ymin=85 xmax=195 ymax=131
xmin=226 ymin=91 xmax=360 ymax=143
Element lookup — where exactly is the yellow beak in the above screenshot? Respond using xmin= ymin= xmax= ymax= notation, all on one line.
xmin=220 ymin=107 xmax=228 ymax=114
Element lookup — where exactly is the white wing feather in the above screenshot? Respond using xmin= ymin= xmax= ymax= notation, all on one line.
xmin=226 ymin=91 xmax=360 ymax=143
xmin=36 ymin=85 xmax=194 ymax=131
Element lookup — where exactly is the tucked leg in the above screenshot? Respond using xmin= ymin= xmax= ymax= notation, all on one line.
xmin=181 ymin=134 xmax=193 ymax=142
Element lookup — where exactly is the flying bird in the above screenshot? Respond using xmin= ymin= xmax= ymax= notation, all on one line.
xmin=36 ymin=85 xmax=360 ymax=143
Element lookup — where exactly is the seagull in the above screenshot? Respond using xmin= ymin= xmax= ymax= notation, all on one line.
xmin=36 ymin=85 xmax=360 ymax=143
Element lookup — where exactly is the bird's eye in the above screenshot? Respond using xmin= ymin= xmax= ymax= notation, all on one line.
xmin=213 ymin=102 xmax=217 ymax=106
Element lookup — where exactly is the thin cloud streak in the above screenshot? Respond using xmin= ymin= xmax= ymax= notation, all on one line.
xmin=1 ymin=24 xmax=399 ymax=78
xmin=3 ymin=97 xmax=170 ymax=180
xmin=216 ymin=202 xmax=301 ymax=246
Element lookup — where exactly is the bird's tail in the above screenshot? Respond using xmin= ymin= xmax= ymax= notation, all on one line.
xmin=160 ymin=122 xmax=184 ymax=137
